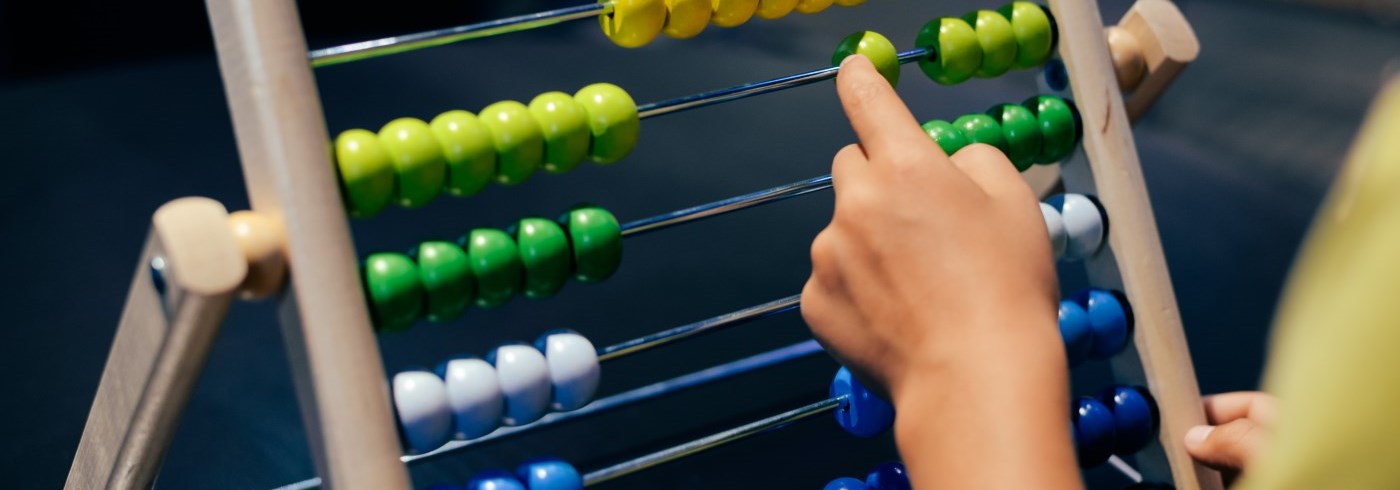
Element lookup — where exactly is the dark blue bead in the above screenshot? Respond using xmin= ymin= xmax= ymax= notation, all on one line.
xmin=1058 ymin=300 xmax=1093 ymax=367
xmin=1073 ymin=397 xmax=1116 ymax=468
xmin=865 ymin=462 xmax=910 ymax=490
xmin=1099 ymin=385 xmax=1157 ymax=456
xmin=830 ymin=367 xmax=895 ymax=437
xmin=824 ymin=477 xmax=872 ymax=490
xmin=467 ymin=469 xmax=527 ymax=490
xmin=1044 ymin=58 xmax=1069 ymax=91
xmin=516 ymin=457 xmax=583 ymax=490
xmin=1076 ymin=289 xmax=1130 ymax=360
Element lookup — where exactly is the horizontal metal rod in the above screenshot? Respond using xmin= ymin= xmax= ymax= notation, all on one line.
xmin=582 ymin=395 xmax=844 ymax=486
xmin=308 ymin=2 xmax=612 ymax=67
xmin=597 ymin=295 xmax=802 ymax=362
xmin=619 ymin=174 xmax=833 ymax=237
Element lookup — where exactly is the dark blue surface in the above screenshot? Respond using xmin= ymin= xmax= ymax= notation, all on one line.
xmin=831 ymin=367 xmax=896 ymax=438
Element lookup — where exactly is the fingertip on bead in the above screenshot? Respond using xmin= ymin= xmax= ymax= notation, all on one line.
xmin=830 ymin=367 xmax=894 ymax=437
xmin=951 ymin=113 xmax=1007 ymax=154
xmin=574 ymin=83 xmax=640 ymax=165
xmin=833 ymin=31 xmax=901 ymax=88
xmin=600 ymin=0 xmax=667 ymax=47
xmin=392 ymin=370 xmax=452 ymax=454
xmin=364 ymin=252 xmax=424 ymax=332
xmin=334 ymin=128 xmax=395 ymax=218
xmin=479 ymin=101 xmax=544 ymax=185
xmin=922 ymin=119 xmax=972 ymax=156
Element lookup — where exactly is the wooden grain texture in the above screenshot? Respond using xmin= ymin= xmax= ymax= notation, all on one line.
xmin=1046 ymin=0 xmax=1223 ymax=488
xmin=66 ymin=198 xmax=244 ymax=490
xmin=1120 ymin=0 xmax=1201 ymax=122
xmin=205 ymin=0 xmax=411 ymax=488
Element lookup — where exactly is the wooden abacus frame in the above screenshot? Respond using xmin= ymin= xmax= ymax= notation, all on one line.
xmin=65 ymin=1 xmax=1210 ymax=489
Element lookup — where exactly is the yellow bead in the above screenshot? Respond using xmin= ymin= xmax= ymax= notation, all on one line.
xmin=378 ymin=118 xmax=446 ymax=208
xmin=663 ymin=0 xmax=711 ymax=38
xmin=754 ymin=0 xmax=798 ymax=19
xmin=528 ymin=92 xmax=591 ymax=174
xmin=963 ymin=10 xmax=1016 ymax=79
xmin=833 ymin=0 xmax=864 ymax=6
xmin=793 ymin=0 xmax=833 ymax=14
xmin=333 ymin=129 xmax=395 ymax=218
xmin=479 ymin=101 xmax=544 ymax=185
xmin=600 ymin=0 xmax=666 ymax=48
xmin=574 ymin=83 xmax=640 ymax=165
xmin=710 ymin=0 xmax=759 ymax=27
xmin=428 ymin=110 xmax=496 ymax=197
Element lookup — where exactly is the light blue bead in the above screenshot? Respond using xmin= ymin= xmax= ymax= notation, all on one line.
xmin=1099 ymin=385 xmax=1157 ymax=456
xmin=824 ymin=477 xmax=872 ymax=490
xmin=516 ymin=457 xmax=583 ymax=490
xmin=865 ymin=462 xmax=910 ymax=490
xmin=1077 ymin=289 xmax=1130 ymax=360
xmin=467 ymin=469 xmax=527 ymax=490
xmin=1073 ymin=397 xmax=1116 ymax=468
xmin=830 ymin=367 xmax=895 ymax=438
xmin=1058 ymin=300 xmax=1093 ymax=367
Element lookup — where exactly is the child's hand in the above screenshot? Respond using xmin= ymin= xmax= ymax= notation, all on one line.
xmin=1186 ymin=392 xmax=1276 ymax=481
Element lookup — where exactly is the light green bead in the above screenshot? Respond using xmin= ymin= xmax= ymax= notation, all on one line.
xmin=378 ymin=118 xmax=447 ymax=208
xmin=415 ymin=241 xmax=474 ymax=322
xmin=574 ymin=83 xmax=640 ymax=165
xmin=915 ymin=17 xmax=982 ymax=85
xmin=464 ymin=228 xmax=523 ymax=307
xmin=363 ymin=252 xmax=423 ymax=332
xmin=987 ymin=103 xmax=1042 ymax=171
xmin=333 ymin=129 xmax=395 ymax=218
xmin=1024 ymin=95 xmax=1079 ymax=164
xmin=528 ymin=92 xmax=591 ymax=174
xmin=562 ymin=205 xmax=622 ymax=283
xmin=479 ymin=100 xmax=544 ymax=185
xmin=513 ymin=217 xmax=571 ymax=298
xmin=952 ymin=113 xmax=1008 ymax=153
xmin=962 ymin=10 xmax=1016 ymax=78
xmin=832 ymin=30 xmax=901 ymax=88
xmin=921 ymin=120 xmax=972 ymax=156
xmin=429 ymin=110 xmax=496 ymax=197
xmin=1000 ymin=1 xmax=1054 ymax=69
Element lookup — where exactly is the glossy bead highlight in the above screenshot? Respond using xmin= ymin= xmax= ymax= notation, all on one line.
xmin=465 ymin=228 xmax=524 ymax=307
xmin=1073 ymin=396 xmax=1116 ymax=467
xmin=415 ymin=241 xmax=474 ymax=322
xmin=563 ymin=205 xmax=623 ymax=282
xmin=528 ymin=92 xmax=591 ymax=174
xmin=364 ymin=252 xmax=423 ymax=332
xmin=393 ymin=370 xmax=452 ymax=453
xmin=830 ymin=366 xmax=895 ymax=437
xmin=479 ymin=100 xmax=544 ymax=185
xmin=438 ymin=357 xmax=504 ymax=439
xmin=334 ymin=129 xmax=395 ymax=218
xmin=490 ymin=344 xmax=552 ymax=426
xmin=600 ymin=0 xmax=667 ymax=47
xmin=379 ymin=117 xmax=447 ymax=208
xmin=574 ymin=83 xmax=640 ymax=165
xmin=514 ymin=217 xmax=572 ymax=299
xmin=833 ymin=31 xmax=901 ymax=88
xmin=915 ymin=17 xmax=981 ymax=85
xmin=429 ymin=110 xmax=497 ymax=197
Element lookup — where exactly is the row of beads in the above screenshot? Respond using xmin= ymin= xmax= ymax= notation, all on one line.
xmin=824 ymin=462 xmax=910 ymax=490
xmin=1074 ymin=385 xmax=1159 ymax=467
xmin=916 ymin=2 xmax=1056 ymax=85
xmin=1042 ymin=193 xmax=1105 ymax=261
xmin=363 ymin=205 xmax=622 ymax=332
xmin=335 ymin=84 xmax=639 ymax=218
xmin=428 ymin=457 xmax=583 ymax=490
xmin=602 ymin=0 xmax=867 ymax=48
xmin=1059 ymin=288 xmax=1132 ymax=367
xmin=394 ymin=331 xmax=601 ymax=453
xmin=922 ymin=94 xmax=1080 ymax=170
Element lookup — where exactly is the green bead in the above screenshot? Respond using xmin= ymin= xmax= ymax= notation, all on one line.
xmin=999 ymin=1 xmax=1054 ymax=69
xmin=378 ymin=118 xmax=447 ymax=208
xmin=574 ymin=83 xmax=640 ymax=165
xmin=429 ymin=110 xmax=496 ymax=197
xmin=363 ymin=252 xmax=423 ymax=332
xmin=915 ymin=17 xmax=982 ymax=85
xmin=832 ymin=30 xmax=901 ymax=88
xmin=952 ymin=113 xmax=1008 ymax=153
xmin=987 ymin=103 xmax=1041 ymax=171
xmin=1024 ymin=95 xmax=1079 ymax=164
xmin=334 ymin=129 xmax=395 ymax=218
xmin=479 ymin=100 xmax=544 ymax=185
xmin=528 ymin=92 xmax=591 ymax=174
xmin=513 ymin=217 xmax=571 ymax=299
xmin=464 ymin=228 xmax=523 ymax=307
xmin=415 ymin=241 xmax=474 ymax=322
xmin=921 ymin=120 xmax=972 ymax=156
xmin=962 ymin=10 xmax=1016 ymax=78
xmin=562 ymin=206 xmax=622 ymax=283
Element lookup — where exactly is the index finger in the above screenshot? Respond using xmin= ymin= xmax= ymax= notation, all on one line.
xmin=1203 ymin=392 xmax=1276 ymax=426
xmin=835 ymin=55 xmax=945 ymax=164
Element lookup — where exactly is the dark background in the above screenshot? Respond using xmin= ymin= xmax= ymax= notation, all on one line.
xmin=2 ymin=0 xmax=1398 ymax=488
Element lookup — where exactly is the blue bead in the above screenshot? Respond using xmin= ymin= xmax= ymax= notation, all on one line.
xmin=1076 ymin=289 xmax=1130 ymax=360
xmin=1058 ymin=300 xmax=1093 ymax=367
xmin=1044 ymin=58 xmax=1069 ymax=91
xmin=1073 ymin=397 xmax=1116 ymax=468
xmin=824 ymin=477 xmax=872 ymax=490
xmin=865 ymin=462 xmax=911 ymax=490
xmin=1099 ymin=385 xmax=1157 ymax=456
xmin=516 ymin=457 xmax=583 ymax=490
xmin=830 ymin=367 xmax=895 ymax=437
xmin=467 ymin=469 xmax=527 ymax=490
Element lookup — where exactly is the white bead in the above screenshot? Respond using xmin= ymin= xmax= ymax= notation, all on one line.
xmin=1040 ymin=202 xmax=1068 ymax=260
xmin=440 ymin=358 xmax=504 ymax=439
xmin=392 ymin=370 xmax=452 ymax=453
xmin=1056 ymin=193 xmax=1105 ymax=260
xmin=539 ymin=331 xmax=601 ymax=411
xmin=492 ymin=344 xmax=551 ymax=426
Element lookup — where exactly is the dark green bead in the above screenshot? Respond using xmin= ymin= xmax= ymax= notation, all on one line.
xmin=1024 ymin=95 xmax=1079 ymax=164
xmin=363 ymin=252 xmax=423 ymax=332
xmin=952 ymin=114 xmax=1008 ymax=153
xmin=562 ymin=206 xmax=622 ymax=283
xmin=415 ymin=241 xmax=474 ymax=322
xmin=987 ymin=103 xmax=1042 ymax=171
xmin=464 ymin=228 xmax=523 ymax=307
xmin=921 ymin=120 xmax=972 ymax=155
xmin=514 ymin=217 xmax=571 ymax=298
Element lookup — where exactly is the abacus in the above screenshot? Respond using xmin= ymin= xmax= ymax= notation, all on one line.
xmin=65 ymin=0 xmax=1208 ymax=489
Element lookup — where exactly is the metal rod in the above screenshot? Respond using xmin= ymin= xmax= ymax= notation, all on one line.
xmin=1107 ymin=455 xmax=1144 ymax=483
xmin=308 ymin=3 xmax=613 ymax=67
xmin=582 ymin=396 xmax=845 ymax=486
xmin=272 ymin=340 xmax=825 ymax=490
xmin=620 ymin=174 xmax=833 ymax=237
xmin=597 ymin=295 xmax=801 ymax=362
xmin=637 ymin=48 xmax=931 ymax=119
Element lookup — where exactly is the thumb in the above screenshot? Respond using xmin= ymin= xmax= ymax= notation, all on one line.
xmin=1184 ymin=419 xmax=1268 ymax=472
